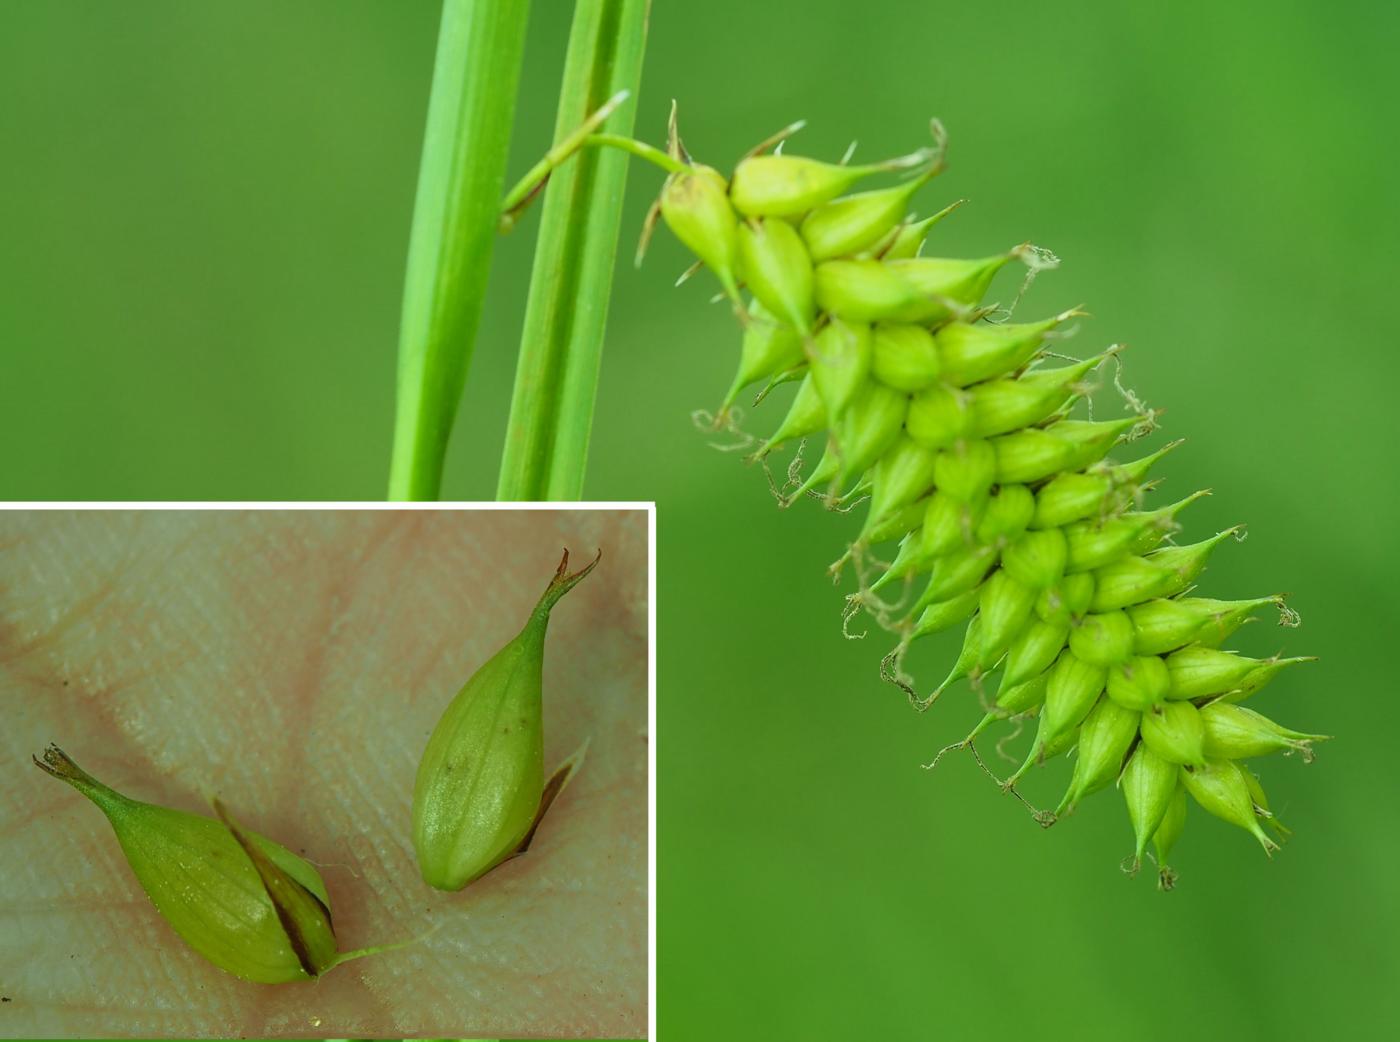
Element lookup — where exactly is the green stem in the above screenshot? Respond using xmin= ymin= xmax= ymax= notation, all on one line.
xmin=495 ymin=0 xmax=651 ymax=501
xmin=498 ymin=129 xmax=683 ymax=234
xmin=586 ymin=132 xmax=687 ymax=174
xmin=499 ymin=91 xmax=636 ymax=227
xmin=387 ymin=0 xmax=532 ymax=501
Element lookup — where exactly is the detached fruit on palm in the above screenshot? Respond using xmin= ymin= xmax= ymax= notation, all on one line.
xmin=413 ymin=549 xmax=600 ymax=891
xmin=32 ymin=745 xmax=391 ymax=984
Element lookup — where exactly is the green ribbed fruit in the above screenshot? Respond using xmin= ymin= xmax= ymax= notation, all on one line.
xmin=637 ymin=118 xmax=1323 ymax=888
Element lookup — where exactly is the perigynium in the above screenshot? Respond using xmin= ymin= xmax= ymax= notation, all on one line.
xmin=412 ymin=549 xmax=599 ymax=891
xmin=507 ymin=102 xmax=1327 ymax=889
xmin=32 ymin=745 xmax=413 ymax=982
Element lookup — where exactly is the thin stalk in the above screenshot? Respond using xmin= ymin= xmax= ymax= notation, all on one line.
xmin=499 ymin=91 xmax=635 ymax=229
xmin=502 ymin=130 xmax=686 ymax=199
xmin=498 ymin=128 xmax=683 ymax=230
xmin=388 ymin=0 xmax=532 ymax=501
xmin=495 ymin=0 xmax=650 ymax=501
xmin=585 ymin=132 xmax=686 ymax=174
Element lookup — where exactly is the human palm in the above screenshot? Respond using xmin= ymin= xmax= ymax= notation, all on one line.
xmin=0 ymin=509 xmax=647 ymax=1038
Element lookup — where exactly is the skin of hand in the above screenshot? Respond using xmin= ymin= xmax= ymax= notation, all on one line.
xmin=0 ymin=508 xmax=648 ymax=1038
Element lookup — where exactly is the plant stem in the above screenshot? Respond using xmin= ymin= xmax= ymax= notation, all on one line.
xmin=499 ymin=91 xmax=635 ymax=229
xmin=499 ymin=131 xmax=684 ymax=219
xmin=495 ymin=0 xmax=650 ymax=501
xmin=387 ymin=0 xmax=532 ymax=501
xmin=585 ymin=132 xmax=686 ymax=174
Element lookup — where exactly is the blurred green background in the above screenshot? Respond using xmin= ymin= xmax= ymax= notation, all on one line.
xmin=3 ymin=1 xmax=1398 ymax=1039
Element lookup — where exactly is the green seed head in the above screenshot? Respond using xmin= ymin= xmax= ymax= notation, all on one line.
xmin=921 ymin=490 xmax=984 ymax=558
xmin=1126 ymin=598 xmax=1212 ymax=656
xmin=730 ymin=155 xmax=872 ymax=218
xmin=993 ymin=670 xmax=1050 ymax=716
xmin=1140 ymin=700 xmax=1208 ymax=766
xmin=1068 ymin=609 xmax=1137 ymax=666
xmin=1001 ymin=617 xmax=1070 ymax=690
xmin=1043 ymin=650 xmax=1109 ymax=741
xmin=33 ymin=746 xmax=344 ymax=984
xmin=1110 ymin=439 xmax=1184 ymax=485
xmin=992 ymin=427 xmax=1074 ymax=485
xmin=1199 ymin=702 xmax=1330 ymax=760
xmin=721 ymin=302 xmax=806 ymax=411
xmin=977 ymin=570 xmax=1037 ymax=665
xmin=1073 ymin=491 xmax=1202 ymax=573
xmin=1106 ymin=654 xmax=1171 ymax=711
xmin=808 ymin=319 xmax=873 ymax=420
xmin=659 ymin=117 xmax=1323 ymax=882
xmin=833 ymin=381 xmax=908 ymax=480
xmin=966 ymin=351 xmax=1107 ymax=439
xmin=1046 ymin=721 xmax=1084 ymax=759
xmin=862 ymin=494 xmax=931 ymax=545
xmin=1180 ymin=759 xmax=1279 ymax=856
xmin=1241 ymin=766 xmax=1293 ymax=840
xmin=870 ymin=323 xmax=942 ymax=391
xmin=973 ymin=483 xmax=1036 ymax=547
xmin=1053 ymin=417 xmax=1141 ymax=472
xmin=800 ymin=171 xmax=935 ymax=262
xmin=1000 ymin=527 xmax=1070 ymax=590
xmin=870 ymin=530 xmax=928 ymax=592
xmin=880 ymin=199 xmax=966 ymax=260
xmin=924 ymin=543 xmax=997 ymax=603
xmin=412 ymin=549 xmax=600 ymax=891
xmin=1034 ymin=570 xmax=1096 ymax=627
xmin=730 ymin=147 xmax=933 ymax=218
xmin=1153 ymin=783 xmax=1188 ymax=890
xmin=882 ymin=254 xmax=1013 ymax=323
xmin=1090 ymin=554 xmax=1176 ymax=613
xmin=787 ymin=438 xmax=844 ymax=502
xmin=936 ymin=614 xmax=985 ymax=694
xmin=862 ymin=436 xmax=941 ymax=533
xmin=1030 ymin=469 xmax=1120 ymax=530
xmin=1221 ymin=654 xmax=1317 ymax=703
xmin=935 ymin=312 xmax=1070 ymax=387
xmin=910 ymin=585 xmax=982 ymax=639
xmin=962 ymin=676 xmax=1050 ymax=748
xmin=1058 ymin=696 xmax=1140 ymax=815
xmin=1189 ymin=595 xmax=1283 ymax=648
xmin=1164 ymin=646 xmax=1263 ymax=701
xmin=1123 ymin=490 xmax=1209 ymax=556
xmin=1006 ymin=711 xmax=1079 ymax=789
xmin=1139 ymin=527 xmax=1241 ymax=596
xmin=933 ymin=438 xmax=997 ymax=502
xmin=736 ymin=218 xmax=816 ymax=333
xmin=755 ymin=360 xmax=808 ymax=398
xmin=1121 ymin=743 xmax=1179 ymax=869
xmin=755 ymin=371 xmax=827 ymax=456
xmin=906 ymin=382 xmax=975 ymax=450
xmin=1065 ymin=515 xmax=1147 ymax=574
xmin=659 ymin=164 xmax=741 ymax=301
xmin=813 ymin=258 xmax=922 ymax=322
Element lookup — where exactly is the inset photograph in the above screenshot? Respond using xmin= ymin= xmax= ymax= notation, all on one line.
xmin=0 ymin=507 xmax=649 ymax=1039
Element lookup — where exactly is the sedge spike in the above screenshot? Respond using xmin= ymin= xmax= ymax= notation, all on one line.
xmin=598 ymin=113 xmax=1323 ymax=885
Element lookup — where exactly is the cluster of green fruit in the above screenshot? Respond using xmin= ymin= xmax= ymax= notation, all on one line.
xmin=646 ymin=117 xmax=1325 ymax=887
